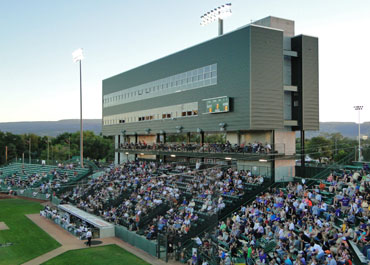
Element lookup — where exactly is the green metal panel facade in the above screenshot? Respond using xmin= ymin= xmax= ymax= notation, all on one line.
xmin=250 ymin=26 xmax=284 ymax=130
xmin=102 ymin=25 xmax=287 ymax=136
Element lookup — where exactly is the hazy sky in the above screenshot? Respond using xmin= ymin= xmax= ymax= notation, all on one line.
xmin=0 ymin=0 xmax=369 ymax=123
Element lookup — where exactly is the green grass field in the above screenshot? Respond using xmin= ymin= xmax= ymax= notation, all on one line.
xmin=42 ymin=244 xmax=151 ymax=265
xmin=0 ymin=199 xmax=61 ymax=265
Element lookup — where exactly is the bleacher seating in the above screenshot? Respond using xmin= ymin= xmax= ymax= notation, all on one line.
xmin=0 ymin=162 xmax=90 ymax=193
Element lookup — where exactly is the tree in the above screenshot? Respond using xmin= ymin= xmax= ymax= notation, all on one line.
xmin=306 ymin=136 xmax=332 ymax=163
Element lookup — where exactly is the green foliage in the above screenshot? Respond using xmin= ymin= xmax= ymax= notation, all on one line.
xmin=0 ymin=199 xmax=61 ymax=265
xmin=42 ymin=244 xmax=150 ymax=265
xmin=0 ymin=131 xmax=114 ymax=165
xmin=299 ymin=133 xmax=359 ymax=163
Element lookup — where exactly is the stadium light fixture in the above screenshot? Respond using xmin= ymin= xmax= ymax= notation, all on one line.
xmin=125 ymin=152 xmax=129 ymax=155
xmin=140 ymin=153 xmax=144 ymax=156
xmin=170 ymin=154 xmax=176 ymax=158
xmin=200 ymin=3 xmax=232 ymax=36
xmin=72 ymin=48 xmax=84 ymax=168
xmin=259 ymin=159 xmax=268 ymax=163
xmin=225 ymin=157 xmax=232 ymax=160
xmin=354 ymin=105 xmax=364 ymax=161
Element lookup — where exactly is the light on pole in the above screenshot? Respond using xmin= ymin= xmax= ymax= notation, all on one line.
xmin=46 ymin=137 xmax=49 ymax=165
xmin=72 ymin=48 xmax=84 ymax=168
xmin=354 ymin=105 xmax=364 ymax=161
xmin=27 ymin=137 xmax=31 ymax=164
xmin=68 ymin=136 xmax=71 ymax=160
xmin=200 ymin=3 xmax=232 ymax=36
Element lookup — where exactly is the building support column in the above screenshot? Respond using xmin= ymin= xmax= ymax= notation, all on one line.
xmin=117 ymin=135 xmax=121 ymax=165
xmin=200 ymin=132 xmax=205 ymax=146
xmin=300 ymin=130 xmax=305 ymax=175
xmin=187 ymin=132 xmax=191 ymax=144
xmin=272 ymin=130 xmax=275 ymax=183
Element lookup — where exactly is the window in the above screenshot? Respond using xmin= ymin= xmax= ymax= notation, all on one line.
xmin=103 ymin=64 xmax=216 ymax=109
xmin=187 ymin=111 xmax=192 ymax=116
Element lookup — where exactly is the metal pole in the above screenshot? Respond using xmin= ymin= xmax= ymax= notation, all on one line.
xmin=69 ymin=136 xmax=71 ymax=160
xmin=5 ymin=146 xmax=8 ymax=163
xmin=29 ymin=137 xmax=31 ymax=164
xmin=218 ymin=18 xmax=223 ymax=36
xmin=47 ymin=137 xmax=49 ymax=165
xmin=80 ymin=60 xmax=84 ymax=168
xmin=359 ymin=109 xmax=361 ymax=161
xmin=22 ymin=152 xmax=24 ymax=167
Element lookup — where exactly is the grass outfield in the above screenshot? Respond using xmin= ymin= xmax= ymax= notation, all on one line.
xmin=42 ymin=244 xmax=151 ymax=265
xmin=0 ymin=199 xmax=61 ymax=265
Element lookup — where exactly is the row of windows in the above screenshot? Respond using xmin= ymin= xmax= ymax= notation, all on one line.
xmin=103 ymin=102 xmax=198 ymax=126
xmin=104 ymin=110 xmax=199 ymax=125
xmin=103 ymin=64 xmax=217 ymax=108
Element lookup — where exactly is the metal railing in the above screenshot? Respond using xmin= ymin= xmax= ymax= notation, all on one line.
xmin=119 ymin=142 xmax=285 ymax=155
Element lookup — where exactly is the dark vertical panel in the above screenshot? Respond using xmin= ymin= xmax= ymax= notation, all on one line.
xmin=302 ymin=36 xmax=319 ymax=130
xmin=291 ymin=35 xmax=319 ymax=131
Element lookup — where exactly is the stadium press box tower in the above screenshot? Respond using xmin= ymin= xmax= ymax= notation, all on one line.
xmin=102 ymin=16 xmax=319 ymax=182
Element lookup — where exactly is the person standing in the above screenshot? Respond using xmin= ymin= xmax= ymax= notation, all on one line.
xmin=86 ymin=229 xmax=92 ymax=247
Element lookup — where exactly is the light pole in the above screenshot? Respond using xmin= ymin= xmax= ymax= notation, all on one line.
xmin=200 ymin=3 xmax=232 ymax=36
xmin=72 ymin=48 xmax=84 ymax=168
xmin=68 ymin=136 xmax=71 ymax=160
xmin=354 ymin=105 xmax=364 ymax=161
xmin=28 ymin=137 xmax=31 ymax=164
xmin=46 ymin=137 xmax=49 ymax=164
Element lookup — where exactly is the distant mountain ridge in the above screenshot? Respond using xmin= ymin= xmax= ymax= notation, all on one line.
xmin=305 ymin=122 xmax=370 ymax=139
xmin=0 ymin=119 xmax=101 ymax=137
xmin=0 ymin=120 xmax=368 ymax=138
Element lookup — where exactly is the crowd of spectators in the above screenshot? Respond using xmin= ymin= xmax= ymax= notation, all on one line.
xmin=188 ymin=168 xmax=370 ymax=265
xmin=0 ymin=165 xmax=80 ymax=194
xmin=59 ymin=161 xmax=265 ymax=245
xmin=121 ymin=141 xmax=272 ymax=154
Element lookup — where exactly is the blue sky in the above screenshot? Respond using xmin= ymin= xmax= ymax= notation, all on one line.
xmin=0 ymin=0 xmax=369 ymax=123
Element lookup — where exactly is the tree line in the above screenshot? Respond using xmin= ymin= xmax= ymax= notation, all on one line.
xmin=0 ymin=131 xmax=114 ymax=165
xmin=297 ymin=132 xmax=370 ymax=164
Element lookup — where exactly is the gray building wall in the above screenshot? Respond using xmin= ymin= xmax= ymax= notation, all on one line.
xmin=250 ymin=26 xmax=284 ymax=130
xmin=253 ymin=16 xmax=295 ymax=37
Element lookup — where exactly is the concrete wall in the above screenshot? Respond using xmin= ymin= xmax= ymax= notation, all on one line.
xmin=274 ymin=130 xmax=296 ymax=155
xmin=240 ymin=131 xmax=272 ymax=145
xmin=253 ymin=16 xmax=295 ymax=37
xmin=138 ymin=135 xmax=156 ymax=144
xmin=226 ymin=132 xmax=240 ymax=145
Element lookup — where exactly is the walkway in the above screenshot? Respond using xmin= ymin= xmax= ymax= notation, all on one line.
xmin=23 ymin=214 xmax=181 ymax=265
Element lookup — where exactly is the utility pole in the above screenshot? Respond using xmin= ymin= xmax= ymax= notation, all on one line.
xmin=354 ymin=106 xmax=364 ymax=161
xmin=29 ymin=137 xmax=31 ymax=164
xmin=47 ymin=137 xmax=49 ymax=164
xmin=72 ymin=48 xmax=84 ymax=168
